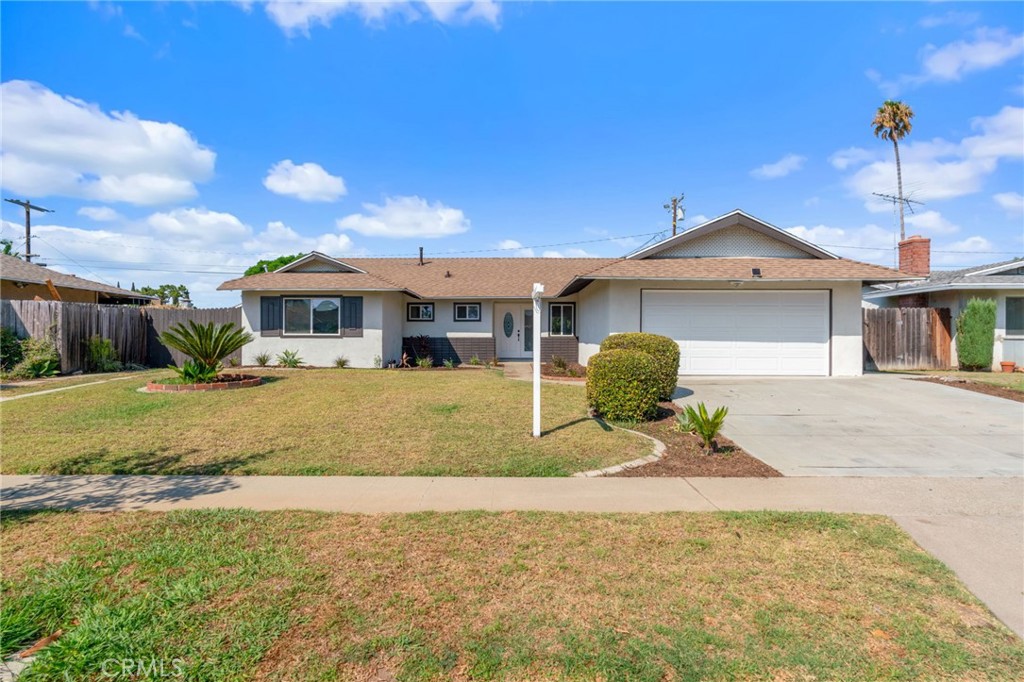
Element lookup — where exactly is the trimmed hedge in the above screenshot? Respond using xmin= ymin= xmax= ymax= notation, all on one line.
xmin=599 ymin=332 xmax=680 ymax=400
xmin=956 ymin=298 xmax=996 ymax=370
xmin=586 ymin=349 xmax=662 ymax=422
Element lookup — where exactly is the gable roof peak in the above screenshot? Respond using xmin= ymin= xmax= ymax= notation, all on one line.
xmin=628 ymin=209 xmax=837 ymax=261
xmin=274 ymin=251 xmax=367 ymax=274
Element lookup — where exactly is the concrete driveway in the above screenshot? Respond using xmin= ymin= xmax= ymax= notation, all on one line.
xmin=677 ymin=374 xmax=1024 ymax=477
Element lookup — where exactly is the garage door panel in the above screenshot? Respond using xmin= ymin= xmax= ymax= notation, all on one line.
xmin=641 ymin=290 xmax=829 ymax=376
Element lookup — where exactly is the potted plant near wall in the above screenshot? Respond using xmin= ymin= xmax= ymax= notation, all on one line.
xmin=1000 ymin=360 xmax=1017 ymax=373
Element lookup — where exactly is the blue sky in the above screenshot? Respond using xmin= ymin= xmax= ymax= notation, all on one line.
xmin=1 ymin=1 xmax=1022 ymax=306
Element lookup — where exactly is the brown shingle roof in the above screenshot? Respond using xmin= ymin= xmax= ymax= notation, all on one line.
xmin=218 ymin=255 xmax=911 ymax=298
xmin=0 ymin=254 xmax=157 ymax=300
xmin=217 ymin=270 xmax=409 ymax=293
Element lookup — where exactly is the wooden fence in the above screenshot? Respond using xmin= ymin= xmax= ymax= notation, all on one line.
xmin=1 ymin=300 xmax=241 ymax=374
xmin=863 ymin=307 xmax=952 ymax=371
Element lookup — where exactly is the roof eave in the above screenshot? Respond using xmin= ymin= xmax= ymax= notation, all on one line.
xmin=864 ymin=280 xmax=1024 ymax=299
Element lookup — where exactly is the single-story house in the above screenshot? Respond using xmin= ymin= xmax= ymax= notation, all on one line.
xmin=0 ymin=254 xmax=157 ymax=305
xmin=863 ymin=236 xmax=1024 ymax=369
xmin=219 ymin=210 xmax=911 ymax=376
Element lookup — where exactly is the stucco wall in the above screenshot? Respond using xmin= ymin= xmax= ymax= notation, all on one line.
xmin=927 ymin=289 xmax=1023 ymax=369
xmin=577 ymin=280 xmax=864 ymax=376
xmin=240 ymin=290 xmax=385 ymax=368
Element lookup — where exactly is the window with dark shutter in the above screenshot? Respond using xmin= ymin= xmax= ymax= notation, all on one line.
xmin=343 ymin=296 xmax=363 ymax=337
xmin=260 ymin=296 xmax=282 ymax=336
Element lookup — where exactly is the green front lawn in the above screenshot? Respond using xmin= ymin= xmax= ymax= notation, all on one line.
xmin=2 ymin=510 xmax=1020 ymax=681
xmin=0 ymin=369 xmax=647 ymax=476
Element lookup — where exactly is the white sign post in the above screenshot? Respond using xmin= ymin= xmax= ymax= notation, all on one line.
xmin=531 ymin=282 xmax=544 ymax=438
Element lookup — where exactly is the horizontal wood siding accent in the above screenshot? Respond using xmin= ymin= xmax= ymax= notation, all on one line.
xmin=402 ymin=336 xmax=496 ymax=365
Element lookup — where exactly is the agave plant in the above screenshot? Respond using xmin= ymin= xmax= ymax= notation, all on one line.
xmin=680 ymin=402 xmax=729 ymax=454
xmin=160 ymin=321 xmax=253 ymax=382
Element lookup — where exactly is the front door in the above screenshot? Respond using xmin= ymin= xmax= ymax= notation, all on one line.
xmin=495 ymin=304 xmax=533 ymax=359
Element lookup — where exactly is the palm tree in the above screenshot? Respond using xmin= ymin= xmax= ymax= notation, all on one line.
xmin=872 ymin=100 xmax=915 ymax=241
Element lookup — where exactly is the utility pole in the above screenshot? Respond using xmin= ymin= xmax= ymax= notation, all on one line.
xmin=663 ymin=193 xmax=685 ymax=236
xmin=4 ymin=198 xmax=53 ymax=263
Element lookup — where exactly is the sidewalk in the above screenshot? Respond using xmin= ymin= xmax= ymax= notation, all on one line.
xmin=2 ymin=474 xmax=1021 ymax=637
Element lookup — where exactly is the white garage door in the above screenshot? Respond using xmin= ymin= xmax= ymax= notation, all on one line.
xmin=641 ymin=290 xmax=830 ymax=376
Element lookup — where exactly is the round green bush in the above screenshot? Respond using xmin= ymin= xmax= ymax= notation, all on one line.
xmin=586 ymin=349 xmax=662 ymax=422
xmin=599 ymin=332 xmax=680 ymax=400
xmin=0 ymin=328 xmax=23 ymax=371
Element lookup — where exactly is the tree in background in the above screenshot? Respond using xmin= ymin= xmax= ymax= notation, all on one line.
xmin=139 ymin=284 xmax=191 ymax=306
xmin=1 ymin=239 xmax=21 ymax=258
xmin=956 ymin=298 xmax=997 ymax=371
xmin=872 ymin=100 xmax=915 ymax=241
xmin=244 ymin=253 xmax=305 ymax=276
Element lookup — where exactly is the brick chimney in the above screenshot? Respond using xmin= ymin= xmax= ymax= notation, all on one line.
xmin=898 ymin=235 xmax=930 ymax=277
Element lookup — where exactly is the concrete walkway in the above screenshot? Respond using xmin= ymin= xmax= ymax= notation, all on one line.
xmin=3 ymin=474 xmax=1021 ymax=637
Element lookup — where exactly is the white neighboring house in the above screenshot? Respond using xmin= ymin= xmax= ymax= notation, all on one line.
xmin=863 ymin=236 xmax=1024 ymax=370
xmin=219 ymin=210 xmax=911 ymax=375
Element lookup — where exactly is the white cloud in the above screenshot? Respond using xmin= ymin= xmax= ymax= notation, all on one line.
xmin=0 ymin=80 xmax=215 ymax=205
xmin=77 ymin=206 xmax=122 ymax=222
xmin=147 ymin=208 xmax=251 ymax=243
xmin=259 ymin=0 xmax=500 ymax=37
xmin=836 ymin=106 xmax=1023 ymax=206
xmin=123 ymin=24 xmax=145 ymax=41
xmin=684 ymin=214 xmax=709 ymax=227
xmin=829 ymin=146 xmax=877 ymax=171
xmin=786 ymin=223 xmax=897 ymax=264
xmin=263 ymin=160 xmax=347 ymax=202
xmin=919 ymin=11 xmax=979 ymax=29
xmin=497 ymin=239 xmax=534 ymax=257
xmin=994 ymin=191 xmax=1024 ymax=214
xmin=0 ymin=209 xmax=365 ymax=307
xmin=869 ymin=27 xmax=1024 ymax=95
xmin=750 ymin=153 xmax=806 ymax=180
xmin=803 ymin=197 xmax=820 ymax=207
xmin=336 ymin=195 xmax=470 ymax=238
xmin=933 ymin=235 xmax=996 ymax=266
xmin=904 ymin=210 xmax=960 ymax=235
xmin=542 ymin=248 xmax=598 ymax=258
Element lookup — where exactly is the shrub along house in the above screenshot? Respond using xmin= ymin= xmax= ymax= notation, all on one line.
xmin=219 ymin=210 xmax=911 ymax=375
xmin=863 ymin=236 xmax=1024 ymax=370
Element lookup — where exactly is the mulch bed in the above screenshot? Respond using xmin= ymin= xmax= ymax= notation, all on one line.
xmin=611 ymin=402 xmax=782 ymax=478
xmin=540 ymin=362 xmax=587 ymax=381
xmin=915 ymin=377 xmax=1024 ymax=404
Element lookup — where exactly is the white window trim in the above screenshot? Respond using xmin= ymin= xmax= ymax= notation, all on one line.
xmin=407 ymin=302 xmax=435 ymax=322
xmin=454 ymin=302 xmax=482 ymax=322
xmin=549 ymin=302 xmax=575 ymax=337
xmin=282 ymin=296 xmax=342 ymax=336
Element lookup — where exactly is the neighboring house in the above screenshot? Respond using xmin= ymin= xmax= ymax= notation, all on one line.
xmin=219 ymin=210 xmax=910 ymax=376
xmin=0 ymin=254 xmax=157 ymax=305
xmin=864 ymin=236 xmax=1024 ymax=369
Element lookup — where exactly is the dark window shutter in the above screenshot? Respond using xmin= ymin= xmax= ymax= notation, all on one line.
xmin=260 ymin=296 xmax=282 ymax=336
xmin=343 ymin=296 xmax=363 ymax=337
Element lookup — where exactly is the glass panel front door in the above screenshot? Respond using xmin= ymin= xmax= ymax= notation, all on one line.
xmin=523 ymin=309 xmax=533 ymax=352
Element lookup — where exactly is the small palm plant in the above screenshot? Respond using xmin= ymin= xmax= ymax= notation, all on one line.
xmin=678 ymin=402 xmax=729 ymax=454
xmin=159 ymin=321 xmax=253 ymax=384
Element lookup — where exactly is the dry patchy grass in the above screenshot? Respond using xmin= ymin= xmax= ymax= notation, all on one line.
xmin=0 ymin=369 xmax=164 ymax=398
xmin=897 ymin=370 xmax=1024 ymax=392
xmin=0 ymin=369 xmax=647 ymax=476
xmin=2 ymin=510 xmax=1020 ymax=681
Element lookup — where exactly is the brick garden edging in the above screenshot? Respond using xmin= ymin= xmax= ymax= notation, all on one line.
xmin=145 ymin=376 xmax=263 ymax=393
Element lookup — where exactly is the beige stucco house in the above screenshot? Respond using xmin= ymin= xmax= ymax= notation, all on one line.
xmin=219 ymin=210 xmax=910 ymax=376
xmin=0 ymin=254 xmax=156 ymax=305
